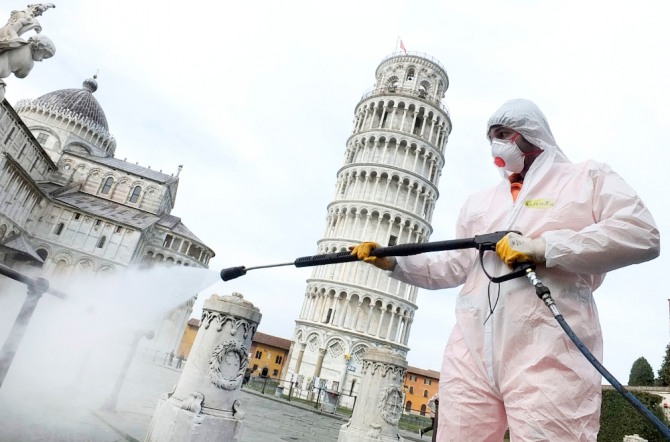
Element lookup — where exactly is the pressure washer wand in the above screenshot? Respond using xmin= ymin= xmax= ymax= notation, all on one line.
xmin=220 ymin=230 xmax=515 ymax=282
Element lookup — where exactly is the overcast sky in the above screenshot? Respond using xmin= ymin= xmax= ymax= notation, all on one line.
xmin=2 ymin=0 xmax=669 ymax=384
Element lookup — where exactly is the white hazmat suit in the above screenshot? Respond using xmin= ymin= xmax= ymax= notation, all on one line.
xmin=391 ymin=99 xmax=660 ymax=441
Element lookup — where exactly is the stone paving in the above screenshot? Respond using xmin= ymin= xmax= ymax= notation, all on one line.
xmin=0 ymin=357 xmax=423 ymax=442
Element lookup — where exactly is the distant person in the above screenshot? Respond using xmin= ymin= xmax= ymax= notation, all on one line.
xmin=166 ymin=350 xmax=174 ymax=366
xmin=175 ymin=353 xmax=185 ymax=369
xmin=242 ymin=368 xmax=251 ymax=386
xmin=419 ymin=394 xmax=438 ymax=438
xmin=351 ymin=99 xmax=660 ymax=440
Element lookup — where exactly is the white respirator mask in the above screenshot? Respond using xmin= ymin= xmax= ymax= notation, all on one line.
xmin=491 ymin=134 xmax=524 ymax=173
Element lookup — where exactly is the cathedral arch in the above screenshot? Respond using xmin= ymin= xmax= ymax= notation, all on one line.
xmin=75 ymin=259 xmax=94 ymax=272
xmin=325 ymin=337 xmax=347 ymax=358
xmin=294 ymin=329 xmax=305 ymax=344
xmin=35 ymin=248 xmax=49 ymax=261
xmin=350 ymin=343 xmax=370 ymax=364
xmin=64 ymin=142 xmax=93 ymax=155
xmin=306 ymin=332 xmax=323 ymax=352
xmin=387 ymin=75 xmax=399 ymax=90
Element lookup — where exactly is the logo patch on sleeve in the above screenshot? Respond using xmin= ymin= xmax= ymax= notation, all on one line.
xmin=524 ymin=199 xmax=555 ymax=209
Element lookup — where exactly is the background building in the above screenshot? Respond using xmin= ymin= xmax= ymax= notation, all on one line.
xmin=177 ymin=318 xmax=201 ymax=358
xmin=248 ymin=332 xmax=292 ymax=378
xmin=283 ymin=51 xmax=451 ymax=403
xmin=0 ymin=78 xmax=215 ymax=353
xmin=403 ymin=366 xmax=440 ymax=415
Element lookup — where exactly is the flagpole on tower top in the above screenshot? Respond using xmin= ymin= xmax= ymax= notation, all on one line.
xmin=394 ymin=37 xmax=408 ymax=54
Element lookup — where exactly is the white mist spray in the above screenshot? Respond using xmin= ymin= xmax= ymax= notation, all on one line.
xmin=0 ymin=265 xmax=220 ymax=440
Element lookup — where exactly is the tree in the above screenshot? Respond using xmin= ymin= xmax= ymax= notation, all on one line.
xmin=657 ymin=343 xmax=670 ymax=386
xmin=599 ymin=389 xmax=669 ymax=442
xmin=628 ymin=357 xmax=655 ymax=386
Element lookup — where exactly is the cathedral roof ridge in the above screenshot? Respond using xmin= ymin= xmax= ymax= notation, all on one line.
xmin=71 ymin=152 xmax=179 ymax=184
xmin=157 ymin=215 xmax=210 ymax=250
xmin=38 ymin=182 xmax=160 ymax=229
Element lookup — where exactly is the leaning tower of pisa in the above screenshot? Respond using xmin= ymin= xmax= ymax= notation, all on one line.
xmin=284 ymin=51 xmax=451 ymax=403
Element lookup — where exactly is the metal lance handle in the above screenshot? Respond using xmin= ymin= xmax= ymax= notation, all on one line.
xmin=220 ymin=230 xmax=517 ymax=282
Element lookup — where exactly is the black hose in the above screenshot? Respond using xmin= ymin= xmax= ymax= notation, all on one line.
xmin=525 ymin=271 xmax=670 ymax=440
xmin=554 ymin=313 xmax=670 ymax=439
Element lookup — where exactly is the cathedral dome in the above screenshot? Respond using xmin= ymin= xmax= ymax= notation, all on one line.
xmin=14 ymin=75 xmax=117 ymax=157
xmin=31 ymin=76 xmax=108 ymax=131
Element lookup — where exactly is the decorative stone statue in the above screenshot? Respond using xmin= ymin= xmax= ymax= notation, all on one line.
xmin=338 ymin=346 xmax=408 ymax=442
xmin=145 ymin=293 xmax=262 ymax=442
xmin=0 ymin=4 xmax=56 ymax=101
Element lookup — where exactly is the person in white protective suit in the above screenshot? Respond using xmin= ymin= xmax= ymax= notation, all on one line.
xmin=350 ymin=99 xmax=660 ymax=441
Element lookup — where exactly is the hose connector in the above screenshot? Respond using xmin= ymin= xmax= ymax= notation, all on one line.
xmin=524 ymin=268 xmax=560 ymax=316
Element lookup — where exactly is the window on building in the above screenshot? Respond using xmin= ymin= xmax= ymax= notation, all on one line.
xmin=74 ymin=213 xmax=80 ymax=220
xmin=115 ymin=226 xmax=122 ymax=234
xmin=389 ymin=235 xmax=397 ymax=246
xmin=252 ymin=364 xmax=258 ymax=372
xmin=405 ymin=401 xmax=412 ymax=412
xmin=255 ymin=350 xmax=262 ymax=359
xmin=406 ymin=68 xmax=415 ymax=81
xmin=325 ymin=308 xmax=332 ymax=323
xmin=409 ymin=386 xmax=414 ymax=394
xmin=97 ymin=236 xmax=106 ymax=248
xmin=95 ymin=219 xmax=102 ymax=227
xmin=4 ymin=128 xmax=16 ymax=145
xmin=409 ymin=374 xmax=418 ymax=381
xmin=420 ymin=404 xmax=427 ymax=416
xmin=101 ymin=177 xmax=113 ymax=194
xmin=129 ymin=185 xmax=141 ymax=203
xmin=424 ymin=378 xmax=432 ymax=385
xmin=423 ymin=390 xmax=428 ymax=398
xmin=36 ymin=133 xmax=48 ymax=145
xmin=272 ymin=369 xmax=278 ymax=377
xmin=54 ymin=222 xmax=64 ymax=235
xmin=275 ymin=355 xmax=283 ymax=364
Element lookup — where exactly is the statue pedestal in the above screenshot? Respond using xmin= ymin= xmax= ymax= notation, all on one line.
xmin=145 ymin=396 xmax=244 ymax=442
xmin=145 ymin=293 xmax=261 ymax=442
xmin=338 ymin=347 xmax=407 ymax=442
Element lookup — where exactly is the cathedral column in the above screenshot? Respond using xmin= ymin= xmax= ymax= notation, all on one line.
xmin=294 ymin=342 xmax=307 ymax=373
xmin=385 ymin=309 xmax=396 ymax=340
xmin=365 ymin=303 xmax=375 ymax=334
xmin=313 ymin=348 xmax=327 ymax=378
xmin=375 ymin=307 xmax=385 ymax=337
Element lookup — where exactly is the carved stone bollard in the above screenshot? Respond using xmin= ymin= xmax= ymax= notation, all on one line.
xmin=145 ymin=293 xmax=261 ymax=442
xmin=623 ymin=435 xmax=648 ymax=442
xmin=338 ymin=346 xmax=407 ymax=442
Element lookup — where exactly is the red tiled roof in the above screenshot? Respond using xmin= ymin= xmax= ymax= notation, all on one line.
xmin=253 ymin=331 xmax=291 ymax=350
xmin=407 ymin=365 xmax=440 ymax=380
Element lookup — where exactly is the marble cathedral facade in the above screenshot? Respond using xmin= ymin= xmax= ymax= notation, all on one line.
xmin=285 ymin=52 xmax=451 ymax=402
xmin=0 ymin=77 xmax=215 ymax=353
